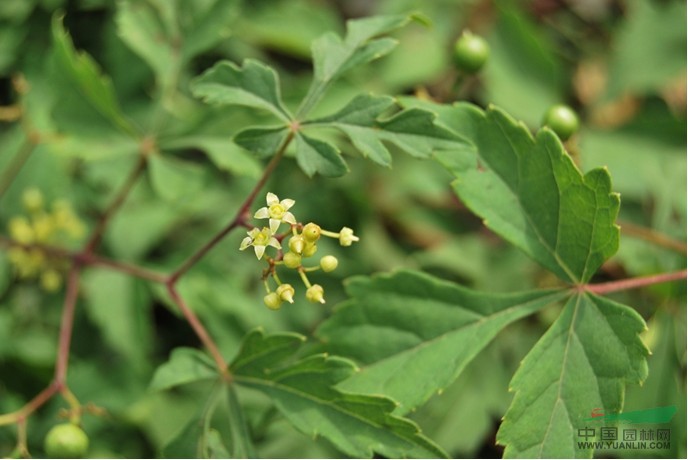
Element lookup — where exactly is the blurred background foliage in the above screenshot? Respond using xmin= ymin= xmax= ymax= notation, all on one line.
xmin=0 ymin=0 xmax=685 ymax=457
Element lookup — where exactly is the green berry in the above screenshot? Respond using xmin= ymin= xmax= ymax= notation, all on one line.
xmin=453 ymin=31 xmax=490 ymax=73
xmin=320 ymin=255 xmax=338 ymax=272
xmin=283 ymin=251 xmax=302 ymax=269
xmin=263 ymin=292 xmax=282 ymax=310
xmin=542 ymin=104 xmax=580 ymax=141
xmin=44 ymin=423 xmax=89 ymax=459
xmin=302 ymin=223 xmax=321 ymax=242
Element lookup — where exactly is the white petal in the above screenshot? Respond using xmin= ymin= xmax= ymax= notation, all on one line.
xmin=248 ymin=227 xmax=261 ymax=238
xmin=239 ymin=237 xmax=252 ymax=250
xmin=269 ymin=218 xmax=281 ymax=233
xmin=268 ymin=237 xmax=281 ymax=249
xmin=280 ymin=198 xmax=295 ymax=210
xmin=254 ymin=244 xmax=266 ymax=259
xmin=254 ymin=207 xmax=269 ymax=219
xmin=266 ymin=192 xmax=279 ymax=206
xmin=282 ymin=212 xmax=296 ymax=225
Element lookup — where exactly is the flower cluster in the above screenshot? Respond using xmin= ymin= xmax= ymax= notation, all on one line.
xmin=239 ymin=193 xmax=359 ymax=310
xmin=7 ymin=189 xmax=85 ymax=291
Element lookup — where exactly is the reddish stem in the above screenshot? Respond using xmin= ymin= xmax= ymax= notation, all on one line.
xmin=583 ymin=269 xmax=687 ymax=295
xmin=166 ymin=283 xmax=231 ymax=381
xmin=55 ymin=265 xmax=82 ymax=385
xmin=167 ymin=131 xmax=294 ymax=283
xmin=84 ymin=154 xmax=147 ymax=253
xmin=619 ymin=220 xmax=687 ymax=254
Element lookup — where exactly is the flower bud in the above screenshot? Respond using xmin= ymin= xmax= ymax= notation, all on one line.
xmin=9 ymin=217 xmax=35 ymax=244
xmin=302 ymin=242 xmax=318 ymax=258
xmin=288 ymin=235 xmax=306 ymax=254
xmin=41 ymin=270 xmax=62 ymax=292
xmin=276 ymin=283 xmax=295 ymax=303
xmin=22 ymin=188 xmax=43 ymax=212
xmin=283 ymin=251 xmax=302 ymax=269
xmin=320 ymin=255 xmax=338 ymax=272
xmin=302 ymin=223 xmax=321 ymax=242
xmin=263 ymin=292 xmax=282 ymax=310
xmin=338 ymin=227 xmax=359 ymax=246
xmin=306 ymin=284 xmax=325 ymax=304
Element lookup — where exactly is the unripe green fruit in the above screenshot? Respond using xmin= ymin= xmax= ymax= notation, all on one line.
xmin=276 ymin=283 xmax=295 ymax=303
xmin=302 ymin=242 xmax=318 ymax=258
xmin=44 ymin=423 xmax=89 ymax=459
xmin=302 ymin=223 xmax=321 ymax=242
xmin=320 ymin=255 xmax=339 ymax=272
xmin=542 ymin=104 xmax=579 ymax=141
xmin=264 ymin=292 xmax=282 ymax=310
xmin=283 ymin=251 xmax=302 ymax=269
xmin=306 ymin=284 xmax=325 ymax=304
xmin=453 ymin=31 xmax=489 ymax=73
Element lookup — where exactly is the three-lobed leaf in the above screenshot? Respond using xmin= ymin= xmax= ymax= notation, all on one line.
xmin=401 ymin=98 xmax=620 ymax=284
xmin=51 ymin=15 xmax=138 ymax=138
xmin=190 ymin=59 xmax=292 ymax=122
xmin=316 ymin=269 xmax=567 ymax=414
xmin=150 ymin=347 xmax=218 ymax=391
xmin=496 ymin=293 xmax=649 ymax=458
xmin=230 ymin=329 xmax=447 ymax=459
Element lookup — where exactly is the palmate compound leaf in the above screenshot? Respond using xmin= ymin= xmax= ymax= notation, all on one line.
xmin=496 ymin=293 xmax=649 ymax=458
xmin=51 ymin=15 xmax=138 ymax=138
xmin=190 ymin=59 xmax=292 ymax=123
xmin=399 ymin=98 xmax=620 ymax=284
xmin=296 ymin=13 xmax=427 ymax=118
xmin=230 ymin=329 xmax=448 ymax=459
xmin=305 ymin=94 xmax=470 ymax=167
xmin=315 ymin=270 xmax=568 ymax=414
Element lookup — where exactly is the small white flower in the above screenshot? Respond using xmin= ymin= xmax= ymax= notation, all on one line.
xmin=338 ymin=227 xmax=359 ymax=246
xmin=240 ymin=227 xmax=281 ymax=259
xmin=254 ymin=192 xmax=296 ymax=233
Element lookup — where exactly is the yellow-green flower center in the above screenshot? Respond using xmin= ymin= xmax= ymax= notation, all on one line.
xmin=254 ymin=230 xmax=270 ymax=245
xmin=268 ymin=204 xmax=285 ymax=219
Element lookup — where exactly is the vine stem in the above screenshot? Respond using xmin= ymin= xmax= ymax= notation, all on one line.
xmin=619 ymin=220 xmax=687 ymax=254
xmin=582 ymin=269 xmax=687 ymax=295
xmin=0 ymin=136 xmax=37 ymax=200
xmin=166 ymin=283 xmax=231 ymax=381
xmin=84 ymin=151 xmax=148 ymax=253
xmin=55 ymin=265 xmax=82 ymax=385
xmin=0 ymin=236 xmax=166 ymax=283
xmin=167 ymin=130 xmax=295 ymax=283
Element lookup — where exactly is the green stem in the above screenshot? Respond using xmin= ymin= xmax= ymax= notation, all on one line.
xmin=0 ymin=137 xmax=36 ymax=201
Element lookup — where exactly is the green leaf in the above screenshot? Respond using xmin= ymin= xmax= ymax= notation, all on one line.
xmin=233 ymin=126 xmax=289 ymax=159
xmin=297 ymin=13 xmax=419 ymax=118
xmin=295 ymin=132 xmax=348 ymax=177
xmin=81 ymin=269 xmax=151 ymax=372
xmin=191 ymin=59 xmax=292 ymax=122
xmin=316 ymin=270 xmax=566 ymax=413
xmin=417 ymin=100 xmax=619 ymax=283
xmin=116 ymin=1 xmax=175 ymax=88
xmin=606 ymin=0 xmax=686 ymax=98
xmin=307 ymin=94 xmax=468 ymax=167
xmin=496 ymin=293 xmax=649 ymax=458
xmin=51 ymin=15 xmax=137 ymax=138
xmin=225 ymin=385 xmax=257 ymax=458
xmin=160 ymin=136 xmax=262 ymax=178
xmin=231 ymin=329 xmax=447 ymax=459
xmin=147 ymin=155 xmax=207 ymax=203
xmin=150 ymin=347 xmax=218 ymax=391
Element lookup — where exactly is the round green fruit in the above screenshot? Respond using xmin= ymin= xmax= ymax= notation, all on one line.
xmin=453 ymin=31 xmax=490 ymax=73
xmin=44 ymin=423 xmax=89 ymax=459
xmin=542 ymin=104 xmax=580 ymax=141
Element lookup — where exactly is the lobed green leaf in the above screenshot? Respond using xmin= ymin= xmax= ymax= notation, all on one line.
xmin=496 ymin=293 xmax=649 ymax=458
xmin=150 ymin=347 xmax=218 ymax=391
xmin=401 ymin=99 xmax=620 ymax=283
xmin=231 ymin=329 xmax=447 ymax=458
xmin=317 ymin=269 xmax=566 ymax=413
xmin=191 ymin=59 xmax=292 ymax=122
